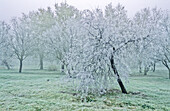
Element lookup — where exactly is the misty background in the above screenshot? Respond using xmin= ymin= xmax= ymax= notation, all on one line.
xmin=1 ymin=0 xmax=170 ymax=22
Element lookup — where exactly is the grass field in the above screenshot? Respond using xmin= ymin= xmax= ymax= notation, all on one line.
xmin=0 ymin=68 xmax=170 ymax=111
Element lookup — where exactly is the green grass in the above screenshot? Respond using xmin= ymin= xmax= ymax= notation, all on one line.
xmin=0 ymin=68 xmax=170 ymax=111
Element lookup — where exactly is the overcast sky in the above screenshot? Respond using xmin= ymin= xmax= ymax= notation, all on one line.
xmin=0 ymin=0 xmax=170 ymax=22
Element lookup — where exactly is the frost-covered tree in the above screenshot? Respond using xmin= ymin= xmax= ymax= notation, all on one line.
xmin=9 ymin=15 xmax=34 ymax=73
xmin=44 ymin=22 xmax=67 ymax=72
xmin=28 ymin=7 xmax=56 ymax=70
xmin=0 ymin=21 xmax=10 ymax=48
xmin=55 ymin=2 xmax=80 ymax=24
xmin=152 ymin=12 xmax=170 ymax=78
xmin=131 ymin=7 xmax=170 ymax=78
xmin=44 ymin=3 xmax=80 ymax=72
xmin=0 ymin=21 xmax=12 ymax=69
xmin=161 ymin=14 xmax=170 ymax=79
xmin=64 ymin=4 xmax=140 ymax=95
xmin=132 ymin=8 xmax=164 ymax=75
xmin=45 ymin=17 xmax=81 ymax=73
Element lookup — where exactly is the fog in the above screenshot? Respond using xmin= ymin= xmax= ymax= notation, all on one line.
xmin=0 ymin=0 xmax=170 ymax=22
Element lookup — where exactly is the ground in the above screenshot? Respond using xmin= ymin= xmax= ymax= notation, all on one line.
xmin=0 ymin=68 xmax=170 ymax=111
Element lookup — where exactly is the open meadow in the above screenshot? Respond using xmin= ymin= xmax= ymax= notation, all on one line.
xmin=0 ymin=68 xmax=170 ymax=111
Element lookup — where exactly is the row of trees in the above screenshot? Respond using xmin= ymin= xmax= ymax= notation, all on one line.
xmin=0 ymin=3 xmax=169 ymax=94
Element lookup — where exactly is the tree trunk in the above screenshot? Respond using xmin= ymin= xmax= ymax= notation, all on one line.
xmin=110 ymin=54 xmax=127 ymax=94
xmin=144 ymin=66 xmax=149 ymax=75
xmin=66 ymin=64 xmax=72 ymax=77
xmin=61 ymin=64 xmax=64 ymax=72
xmin=39 ymin=54 xmax=44 ymax=70
xmin=162 ymin=60 xmax=170 ymax=79
xmin=139 ymin=61 xmax=142 ymax=73
xmin=19 ymin=59 xmax=23 ymax=73
xmin=139 ymin=66 xmax=142 ymax=73
xmin=153 ymin=62 xmax=156 ymax=72
xmin=169 ymin=69 xmax=170 ymax=79
xmin=2 ymin=60 xmax=10 ymax=70
xmin=117 ymin=78 xmax=127 ymax=94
